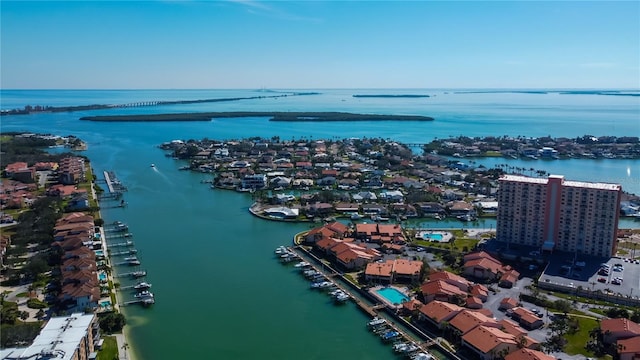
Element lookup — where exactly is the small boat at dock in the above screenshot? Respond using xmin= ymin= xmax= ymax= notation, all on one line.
xmin=130 ymin=271 xmax=146 ymax=278
xmin=135 ymin=290 xmax=154 ymax=299
xmin=367 ymin=317 xmax=386 ymax=328
xmin=134 ymin=282 xmax=152 ymax=290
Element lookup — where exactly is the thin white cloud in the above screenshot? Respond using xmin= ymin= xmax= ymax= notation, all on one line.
xmin=226 ymin=0 xmax=322 ymax=23
xmin=579 ymin=62 xmax=617 ymax=69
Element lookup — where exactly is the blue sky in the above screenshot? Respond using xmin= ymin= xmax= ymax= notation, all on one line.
xmin=1 ymin=1 xmax=639 ymax=89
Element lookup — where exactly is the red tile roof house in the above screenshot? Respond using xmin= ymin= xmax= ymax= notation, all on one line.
xmin=617 ymin=336 xmax=640 ymax=360
xmin=511 ymin=307 xmax=544 ymax=330
xmin=499 ymin=268 xmax=521 ymax=288
xmin=470 ymin=284 xmax=489 ymax=302
xmin=448 ymin=309 xmax=500 ymax=336
xmin=364 ymin=261 xmax=394 ymax=284
xmin=400 ymin=299 xmax=424 ymax=316
xmin=329 ymin=242 xmax=381 ymax=270
xmin=600 ymin=318 xmax=640 ymax=344
xmin=365 ymin=259 xmax=423 ymax=284
xmin=499 ymin=297 xmax=520 ymax=311
xmin=305 ymin=226 xmax=341 ymax=244
xmin=466 ymin=296 xmax=484 ymax=309
xmin=504 ymin=348 xmax=556 ymax=360
xmin=4 ymin=162 xmax=29 ymax=177
xmin=461 ymin=325 xmax=519 ymax=360
xmin=429 ymin=270 xmax=472 ymax=292
xmin=499 ymin=319 xmax=541 ymax=350
xmin=463 ymin=251 xmax=506 ymax=281
xmin=421 ymin=279 xmax=468 ymax=305
xmin=417 ymin=300 xmax=464 ymax=329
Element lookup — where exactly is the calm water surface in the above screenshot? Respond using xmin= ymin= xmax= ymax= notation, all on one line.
xmin=1 ymin=89 xmax=639 ymax=359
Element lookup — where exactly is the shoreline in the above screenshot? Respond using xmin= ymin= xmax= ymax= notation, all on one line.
xmin=79 ymin=111 xmax=435 ymax=122
xmin=92 ymin=169 xmax=134 ymax=360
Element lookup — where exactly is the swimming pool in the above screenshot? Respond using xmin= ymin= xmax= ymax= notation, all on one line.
xmin=95 ymin=250 xmax=104 ymax=256
xmin=376 ymin=287 xmax=409 ymax=305
xmin=425 ymin=233 xmax=443 ymax=241
xmin=100 ymin=300 xmax=111 ymax=307
xmin=417 ymin=231 xmax=451 ymax=243
xmin=98 ymin=272 xmax=107 ymax=281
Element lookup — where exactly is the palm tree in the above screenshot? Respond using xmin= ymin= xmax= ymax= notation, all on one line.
xmin=121 ymin=342 xmax=130 ymax=360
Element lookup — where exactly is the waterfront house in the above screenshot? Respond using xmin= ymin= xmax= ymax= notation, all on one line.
xmin=390 ymin=203 xmax=418 ymax=217
xmin=58 ymin=282 xmax=100 ymax=312
xmin=505 ymin=349 xmax=556 ymax=360
xmin=365 ymin=259 xmax=422 ymax=284
xmin=461 ymin=325 xmax=518 ymax=360
xmin=379 ymin=190 xmax=404 ymax=202
xmin=600 ymin=318 xmax=640 ymax=344
xmin=415 ymin=202 xmax=446 ymax=217
xmin=417 ymin=300 xmax=463 ymax=329
xmin=334 ymin=203 xmax=360 ymax=213
xmin=241 ymin=174 xmax=267 ymax=189
xmin=325 ymin=221 xmax=349 ymax=237
xmin=263 ymin=206 xmax=298 ymax=220
xmin=306 ymin=202 xmax=334 ymax=217
xmin=362 ymin=204 xmax=387 ymax=216
xmin=400 ymin=299 xmax=424 ymax=316
xmin=364 ymin=261 xmax=394 ymax=283
xmin=329 ymin=242 xmax=380 ymax=270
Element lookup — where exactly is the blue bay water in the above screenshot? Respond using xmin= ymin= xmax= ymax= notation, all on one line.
xmin=1 ymin=89 xmax=639 ymax=359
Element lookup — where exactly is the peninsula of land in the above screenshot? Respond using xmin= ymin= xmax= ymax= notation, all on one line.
xmin=352 ymin=94 xmax=430 ymax=98
xmin=0 ymin=92 xmax=319 ymax=116
xmin=80 ymin=111 xmax=435 ymax=122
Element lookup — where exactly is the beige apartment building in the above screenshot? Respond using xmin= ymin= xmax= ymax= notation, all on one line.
xmin=496 ymin=175 xmax=621 ymax=258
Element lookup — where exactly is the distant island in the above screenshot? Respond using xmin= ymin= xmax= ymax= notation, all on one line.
xmin=352 ymin=94 xmax=430 ymax=98
xmin=0 ymin=92 xmax=320 ymax=116
xmin=80 ymin=111 xmax=435 ymax=122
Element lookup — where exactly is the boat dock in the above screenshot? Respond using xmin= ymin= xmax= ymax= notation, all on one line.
xmin=284 ymin=245 xmax=459 ymax=360
xmin=105 ymin=218 xmax=154 ymax=308
xmin=103 ymin=170 xmax=127 ymax=193
xmin=122 ymin=298 xmax=155 ymax=306
xmin=109 ymin=241 xmax=134 ymax=248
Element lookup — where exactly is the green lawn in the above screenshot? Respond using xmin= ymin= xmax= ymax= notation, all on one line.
xmin=563 ymin=316 xmax=598 ymax=356
xmin=97 ymin=336 xmax=118 ymax=360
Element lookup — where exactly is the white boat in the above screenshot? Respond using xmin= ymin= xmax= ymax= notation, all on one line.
xmin=150 ymin=164 xmax=155 ymax=168
xmin=411 ymin=352 xmax=435 ymax=360
xmin=350 ymin=213 xmax=363 ymax=220
xmin=134 ymin=282 xmax=152 ymax=290
xmin=135 ymin=290 xmax=154 ymax=299
xmin=131 ymin=270 xmax=146 ymax=278
xmin=367 ymin=317 xmax=386 ymax=327
xmin=393 ymin=343 xmax=409 ymax=353
xmin=310 ymin=281 xmax=333 ymax=289
xmin=294 ymin=261 xmax=310 ymax=268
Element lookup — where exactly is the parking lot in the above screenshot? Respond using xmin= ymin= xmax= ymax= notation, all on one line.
xmin=539 ymin=251 xmax=640 ymax=299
